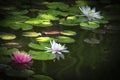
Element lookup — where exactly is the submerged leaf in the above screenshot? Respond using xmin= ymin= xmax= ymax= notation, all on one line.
xmin=6 ymin=69 xmax=34 ymax=77
xmin=33 ymin=75 xmax=53 ymax=80
xmin=84 ymin=38 xmax=100 ymax=44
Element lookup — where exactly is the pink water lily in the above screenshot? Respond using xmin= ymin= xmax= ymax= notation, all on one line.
xmin=11 ymin=51 xmax=32 ymax=64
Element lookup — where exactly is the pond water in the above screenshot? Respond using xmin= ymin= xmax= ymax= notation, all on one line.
xmin=0 ymin=0 xmax=120 ymax=80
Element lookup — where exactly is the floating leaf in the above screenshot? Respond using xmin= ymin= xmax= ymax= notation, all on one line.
xmin=60 ymin=30 xmax=77 ymax=36
xmin=6 ymin=68 xmax=34 ymax=77
xmin=43 ymin=31 xmax=60 ymax=35
xmin=67 ymin=6 xmax=80 ymax=15
xmin=60 ymin=16 xmax=87 ymax=26
xmin=0 ymin=47 xmax=18 ymax=55
xmin=23 ymin=32 xmax=41 ymax=37
xmin=57 ymin=36 xmax=75 ymax=43
xmin=36 ymin=37 xmax=54 ymax=42
xmin=38 ymin=13 xmax=59 ymax=20
xmin=0 ymin=33 xmax=16 ymax=40
xmin=28 ymin=42 xmax=50 ymax=50
xmin=29 ymin=50 xmax=55 ymax=60
xmin=39 ymin=9 xmax=68 ymax=17
xmin=0 ymin=15 xmax=32 ymax=30
xmin=46 ymin=2 xmax=69 ymax=10
xmin=80 ymin=22 xmax=100 ymax=30
xmin=25 ymin=18 xmax=53 ymax=27
xmin=33 ymin=75 xmax=53 ymax=80
xmin=59 ymin=19 xmax=78 ymax=26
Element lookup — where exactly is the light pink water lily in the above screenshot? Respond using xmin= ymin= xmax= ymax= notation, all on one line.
xmin=79 ymin=6 xmax=103 ymax=21
xmin=45 ymin=40 xmax=69 ymax=60
xmin=11 ymin=51 xmax=32 ymax=64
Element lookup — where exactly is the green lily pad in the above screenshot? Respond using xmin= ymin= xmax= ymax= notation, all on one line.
xmin=0 ymin=47 xmax=18 ymax=55
xmin=46 ymin=2 xmax=69 ymax=10
xmin=6 ymin=69 xmax=34 ymax=77
xmin=37 ymin=13 xmax=59 ymax=20
xmin=57 ymin=36 xmax=75 ymax=43
xmin=0 ymin=33 xmax=16 ymax=40
xmin=28 ymin=42 xmax=50 ymax=50
xmin=29 ymin=50 xmax=56 ymax=60
xmin=59 ymin=19 xmax=78 ymax=26
xmin=60 ymin=16 xmax=87 ymax=26
xmin=25 ymin=18 xmax=53 ymax=27
xmin=36 ymin=37 xmax=54 ymax=42
xmin=60 ymin=30 xmax=77 ymax=36
xmin=67 ymin=6 xmax=80 ymax=15
xmin=33 ymin=75 xmax=53 ymax=80
xmin=0 ymin=15 xmax=32 ymax=30
xmin=22 ymin=32 xmax=41 ymax=37
xmin=39 ymin=9 xmax=68 ymax=17
xmin=80 ymin=22 xmax=100 ymax=30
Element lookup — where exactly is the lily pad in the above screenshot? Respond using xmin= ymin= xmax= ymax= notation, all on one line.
xmin=33 ymin=75 xmax=53 ymax=80
xmin=84 ymin=38 xmax=100 ymax=44
xmin=46 ymin=2 xmax=69 ymax=10
xmin=39 ymin=9 xmax=68 ymax=17
xmin=59 ymin=19 xmax=78 ymax=26
xmin=22 ymin=32 xmax=41 ymax=37
xmin=60 ymin=30 xmax=77 ymax=36
xmin=0 ymin=15 xmax=32 ymax=30
xmin=28 ymin=50 xmax=56 ymax=60
xmin=6 ymin=68 xmax=34 ymax=77
xmin=0 ymin=47 xmax=18 ymax=55
xmin=28 ymin=42 xmax=50 ymax=50
xmin=0 ymin=33 xmax=16 ymax=40
xmin=67 ymin=6 xmax=80 ymax=15
xmin=42 ymin=31 xmax=60 ymax=35
xmin=80 ymin=22 xmax=100 ymax=30
xmin=37 ymin=13 xmax=59 ymax=20
xmin=36 ymin=37 xmax=54 ymax=42
xmin=57 ymin=36 xmax=75 ymax=43
xmin=25 ymin=18 xmax=53 ymax=27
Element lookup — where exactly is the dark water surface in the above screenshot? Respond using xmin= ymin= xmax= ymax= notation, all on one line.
xmin=0 ymin=1 xmax=120 ymax=80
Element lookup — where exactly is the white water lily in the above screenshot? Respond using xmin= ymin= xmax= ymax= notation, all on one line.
xmin=45 ymin=40 xmax=69 ymax=60
xmin=79 ymin=6 xmax=103 ymax=21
